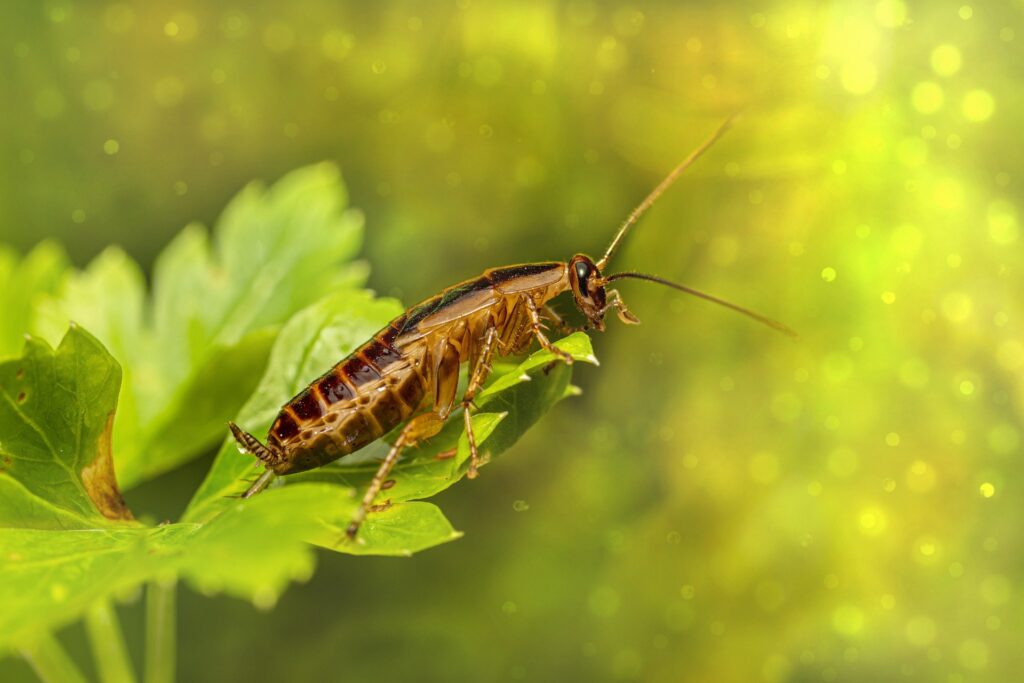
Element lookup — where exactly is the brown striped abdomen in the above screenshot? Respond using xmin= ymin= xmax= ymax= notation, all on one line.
xmin=264 ymin=324 xmax=427 ymax=475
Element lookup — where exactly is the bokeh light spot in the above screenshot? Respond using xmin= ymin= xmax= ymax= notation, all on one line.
xmin=822 ymin=354 xmax=853 ymax=383
xmin=881 ymin=291 xmax=896 ymax=304
xmin=103 ymin=139 xmax=120 ymax=155
xmin=820 ymin=266 xmax=837 ymax=282
xmin=987 ymin=200 xmax=1018 ymax=244
xmin=859 ymin=506 xmax=887 ymax=536
xmin=930 ymin=44 xmax=962 ymax=76
xmin=155 ymin=14 xmax=192 ymax=41
xmin=906 ymin=460 xmax=937 ymax=493
xmin=959 ymin=639 xmax=989 ymax=670
xmin=221 ymin=11 xmax=250 ymax=39
xmin=829 ymin=448 xmax=859 ymax=477
xmin=885 ymin=432 xmax=901 ymax=447
xmin=958 ymin=380 xmax=974 ymax=396
xmin=906 ymin=616 xmax=936 ymax=646
xmin=932 ymin=177 xmax=964 ymax=210
xmin=321 ymin=30 xmax=355 ymax=62
xmin=912 ymin=82 xmax=944 ymax=114
xmin=915 ymin=536 xmax=941 ymax=564
xmin=962 ymin=90 xmax=995 ymax=122
xmin=841 ymin=60 xmax=877 ymax=95
xmin=875 ymin=0 xmax=907 ymax=28
xmin=613 ymin=8 xmax=645 ymax=37
xmin=832 ymin=605 xmax=865 ymax=637
xmin=941 ymin=292 xmax=973 ymax=323
xmin=979 ymin=482 xmax=995 ymax=498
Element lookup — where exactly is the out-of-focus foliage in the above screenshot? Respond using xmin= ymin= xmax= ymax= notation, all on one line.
xmin=30 ymin=164 xmax=367 ymax=488
xmin=1 ymin=0 xmax=1021 ymax=682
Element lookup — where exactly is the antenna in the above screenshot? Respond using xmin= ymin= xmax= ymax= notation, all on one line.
xmin=604 ymin=271 xmax=797 ymax=338
xmin=597 ymin=115 xmax=737 ymax=271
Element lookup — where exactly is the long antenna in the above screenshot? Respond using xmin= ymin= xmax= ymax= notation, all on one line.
xmin=597 ymin=115 xmax=737 ymax=271
xmin=605 ymin=271 xmax=797 ymax=338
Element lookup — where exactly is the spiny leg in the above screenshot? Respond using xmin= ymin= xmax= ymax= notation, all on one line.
xmin=601 ymin=289 xmax=641 ymax=325
xmin=461 ymin=325 xmax=500 ymax=479
xmin=227 ymin=421 xmax=283 ymax=498
xmin=541 ymin=304 xmax=584 ymax=335
xmin=525 ymin=296 xmax=574 ymax=365
xmin=346 ymin=412 xmax=445 ymax=540
xmin=243 ymin=469 xmax=276 ymax=498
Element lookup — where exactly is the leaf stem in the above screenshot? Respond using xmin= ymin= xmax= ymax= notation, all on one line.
xmin=86 ymin=599 xmax=138 ymax=683
xmin=145 ymin=578 xmax=177 ymax=683
xmin=19 ymin=632 xmax=89 ymax=683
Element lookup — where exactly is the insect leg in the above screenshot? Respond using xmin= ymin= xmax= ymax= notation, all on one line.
xmin=525 ymin=296 xmax=574 ymax=364
xmin=461 ymin=325 xmax=500 ymax=479
xmin=601 ymin=289 xmax=641 ymax=325
xmin=242 ymin=468 xmax=276 ymax=498
xmin=346 ymin=412 xmax=446 ymax=540
xmin=541 ymin=304 xmax=583 ymax=335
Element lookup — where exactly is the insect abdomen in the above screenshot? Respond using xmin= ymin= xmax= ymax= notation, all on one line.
xmin=266 ymin=327 xmax=427 ymax=475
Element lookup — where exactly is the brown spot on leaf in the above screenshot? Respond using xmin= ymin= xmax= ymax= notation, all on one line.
xmin=382 ymin=479 xmax=396 ymax=490
xmin=15 ymin=368 xmax=24 ymax=380
xmin=80 ymin=412 xmax=134 ymax=521
xmin=16 ymin=392 xmax=26 ymax=403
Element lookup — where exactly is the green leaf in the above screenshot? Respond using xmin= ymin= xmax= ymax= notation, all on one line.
xmin=0 ymin=326 xmax=367 ymax=648
xmin=0 ymin=241 xmax=68 ymax=359
xmin=0 ymin=483 xmax=356 ymax=650
xmin=31 ymin=164 xmax=367 ymax=488
xmin=309 ymin=501 xmax=463 ymax=557
xmin=0 ymin=325 xmax=131 ymax=528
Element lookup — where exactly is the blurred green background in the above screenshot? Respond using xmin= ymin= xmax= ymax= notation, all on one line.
xmin=2 ymin=0 xmax=1022 ymax=681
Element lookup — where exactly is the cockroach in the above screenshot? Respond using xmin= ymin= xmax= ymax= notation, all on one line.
xmin=229 ymin=117 xmax=795 ymax=539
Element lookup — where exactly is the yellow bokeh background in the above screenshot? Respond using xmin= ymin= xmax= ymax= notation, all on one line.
xmin=1 ymin=1 xmax=1021 ymax=681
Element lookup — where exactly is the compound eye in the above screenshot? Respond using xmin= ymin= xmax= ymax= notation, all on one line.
xmin=574 ymin=260 xmax=590 ymax=284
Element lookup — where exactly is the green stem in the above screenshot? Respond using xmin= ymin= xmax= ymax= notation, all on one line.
xmin=19 ymin=632 xmax=89 ymax=683
xmin=144 ymin=578 xmax=177 ymax=683
xmin=86 ymin=600 xmax=138 ymax=683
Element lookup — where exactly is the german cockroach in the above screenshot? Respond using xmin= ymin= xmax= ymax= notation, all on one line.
xmin=229 ymin=117 xmax=795 ymax=539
